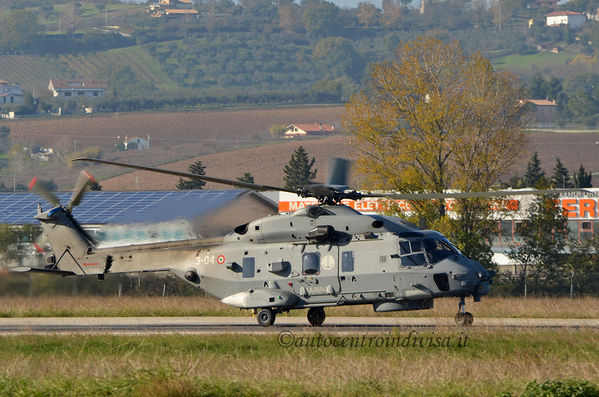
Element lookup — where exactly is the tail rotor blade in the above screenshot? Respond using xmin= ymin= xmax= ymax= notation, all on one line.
xmin=326 ymin=157 xmax=351 ymax=187
xmin=67 ymin=170 xmax=95 ymax=211
xmin=29 ymin=177 xmax=60 ymax=207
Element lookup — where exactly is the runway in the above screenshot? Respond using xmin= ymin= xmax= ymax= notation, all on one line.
xmin=0 ymin=316 xmax=597 ymax=334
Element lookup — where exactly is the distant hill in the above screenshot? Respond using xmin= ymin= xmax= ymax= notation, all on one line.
xmin=0 ymin=46 xmax=177 ymax=94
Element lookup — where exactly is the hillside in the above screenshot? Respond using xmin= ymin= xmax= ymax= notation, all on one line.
xmin=0 ymin=46 xmax=176 ymax=94
xmin=0 ymin=106 xmax=345 ymax=189
xmin=98 ymin=130 xmax=599 ymax=191
xmin=4 ymin=106 xmax=599 ymax=192
xmin=99 ymin=136 xmax=355 ymax=191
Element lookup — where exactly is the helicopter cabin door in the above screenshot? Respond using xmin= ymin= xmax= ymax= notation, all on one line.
xmin=292 ymin=244 xmax=340 ymax=304
xmin=338 ymin=238 xmax=399 ymax=302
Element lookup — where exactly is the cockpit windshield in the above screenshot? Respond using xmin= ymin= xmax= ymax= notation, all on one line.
xmin=399 ymin=238 xmax=457 ymax=266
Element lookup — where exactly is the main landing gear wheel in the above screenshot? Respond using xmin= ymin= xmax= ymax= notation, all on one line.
xmin=307 ymin=307 xmax=326 ymax=327
xmin=257 ymin=308 xmax=275 ymax=327
xmin=455 ymin=296 xmax=474 ymax=326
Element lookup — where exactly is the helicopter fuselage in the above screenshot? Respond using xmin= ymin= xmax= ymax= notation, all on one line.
xmin=36 ymin=203 xmax=491 ymax=324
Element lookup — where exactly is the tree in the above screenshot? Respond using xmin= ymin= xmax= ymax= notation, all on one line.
xmin=381 ymin=0 xmax=404 ymax=27
xmin=238 ymin=173 xmax=255 ymax=183
xmin=0 ymin=224 xmax=39 ymax=266
xmin=177 ymin=161 xmax=206 ymax=190
xmin=0 ymin=10 xmax=41 ymax=52
xmin=524 ymin=152 xmax=546 ymax=187
xmin=507 ymin=192 xmax=568 ymax=297
xmin=0 ymin=126 xmax=10 ymax=155
xmin=301 ymin=0 xmax=341 ymax=37
xmin=343 ymin=37 xmax=527 ymax=266
xmin=283 ymin=146 xmax=317 ymax=190
xmin=269 ymin=124 xmax=287 ymax=138
xmin=90 ymin=180 xmax=102 ymax=191
xmin=551 ymin=157 xmax=572 ymax=188
xmin=357 ymin=2 xmax=379 ymax=29
xmin=546 ymin=77 xmax=563 ymax=101
xmin=574 ymin=164 xmax=592 ymax=188
xmin=312 ymin=37 xmax=362 ymax=81
xmin=528 ymin=74 xmax=547 ymax=99
xmin=279 ymin=3 xmax=304 ymax=33
xmin=563 ymin=73 xmax=599 ymax=124
xmin=566 ymin=235 xmax=599 ymax=297
xmin=17 ymin=92 xmax=37 ymax=115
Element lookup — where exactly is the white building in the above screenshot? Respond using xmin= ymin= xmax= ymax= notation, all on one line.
xmin=0 ymin=81 xmax=24 ymax=105
xmin=546 ymin=10 xmax=586 ymax=29
xmin=283 ymin=123 xmax=336 ymax=138
xmin=125 ymin=136 xmax=150 ymax=150
xmin=48 ymin=79 xmax=107 ymax=98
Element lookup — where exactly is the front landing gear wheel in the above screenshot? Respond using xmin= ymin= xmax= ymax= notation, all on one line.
xmin=257 ymin=308 xmax=275 ymax=327
xmin=307 ymin=307 xmax=326 ymax=327
xmin=455 ymin=311 xmax=474 ymax=326
xmin=455 ymin=296 xmax=473 ymax=326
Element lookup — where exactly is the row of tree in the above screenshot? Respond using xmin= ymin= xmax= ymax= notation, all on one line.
xmin=174 ymin=146 xmax=315 ymax=191
xmin=527 ymin=73 xmax=599 ymax=127
xmin=506 ymin=152 xmax=592 ymax=189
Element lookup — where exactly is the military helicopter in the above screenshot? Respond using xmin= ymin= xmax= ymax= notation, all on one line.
xmin=22 ymin=157 xmax=571 ymax=327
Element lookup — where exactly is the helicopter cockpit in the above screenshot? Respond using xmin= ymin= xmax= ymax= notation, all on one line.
xmin=399 ymin=236 xmax=459 ymax=267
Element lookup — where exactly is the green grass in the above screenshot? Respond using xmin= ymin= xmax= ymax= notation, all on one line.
xmin=493 ymin=51 xmax=576 ymax=72
xmin=1 ymin=295 xmax=598 ymax=319
xmin=0 ymin=330 xmax=596 ymax=396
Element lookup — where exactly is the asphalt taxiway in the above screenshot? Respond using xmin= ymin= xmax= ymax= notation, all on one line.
xmin=0 ymin=317 xmax=597 ymax=334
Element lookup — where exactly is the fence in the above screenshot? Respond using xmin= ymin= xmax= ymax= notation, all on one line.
xmin=1 ymin=270 xmax=598 ymax=297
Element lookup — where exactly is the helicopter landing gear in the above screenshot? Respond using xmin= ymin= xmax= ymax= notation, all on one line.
xmin=455 ymin=296 xmax=473 ymax=326
xmin=307 ymin=307 xmax=326 ymax=327
xmin=257 ymin=308 xmax=275 ymax=327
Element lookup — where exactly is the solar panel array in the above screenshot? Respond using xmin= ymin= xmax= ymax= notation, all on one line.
xmin=0 ymin=190 xmax=248 ymax=225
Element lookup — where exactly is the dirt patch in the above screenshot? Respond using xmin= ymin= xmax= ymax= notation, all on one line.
xmin=99 ymin=136 xmax=357 ymax=191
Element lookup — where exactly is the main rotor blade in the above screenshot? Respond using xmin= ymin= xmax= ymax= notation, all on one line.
xmin=29 ymin=177 xmax=60 ymax=207
xmin=67 ymin=170 xmax=95 ymax=211
xmin=72 ymin=157 xmax=298 ymax=194
xmin=363 ymin=188 xmax=590 ymax=200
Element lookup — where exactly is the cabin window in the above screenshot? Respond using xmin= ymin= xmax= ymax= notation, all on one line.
xmin=242 ymin=257 xmax=255 ymax=278
xmin=399 ymin=239 xmax=427 ymax=267
xmin=341 ymin=251 xmax=354 ymax=272
xmin=302 ymin=252 xmax=320 ymax=275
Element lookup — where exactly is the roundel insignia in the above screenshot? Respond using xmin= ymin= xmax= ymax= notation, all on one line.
xmin=217 ymin=255 xmax=226 ymax=265
xmin=321 ymin=255 xmax=335 ymax=271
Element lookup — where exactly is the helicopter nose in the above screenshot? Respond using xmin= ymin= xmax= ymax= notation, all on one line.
xmin=466 ymin=259 xmax=492 ymax=301
xmin=446 ymin=257 xmax=492 ymax=299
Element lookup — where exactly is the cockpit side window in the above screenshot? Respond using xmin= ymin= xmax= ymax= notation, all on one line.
xmin=399 ymin=241 xmax=411 ymax=255
xmin=423 ymin=238 xmax=456 ymax=264
xmin=410 ymin=240 xmax=422 ymax=253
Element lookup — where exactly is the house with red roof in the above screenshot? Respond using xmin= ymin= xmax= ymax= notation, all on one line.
xmin=48 ymin=79 xmax=108 ymax=98
xmin=283 ymin=123 xmax=336 ymax=138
